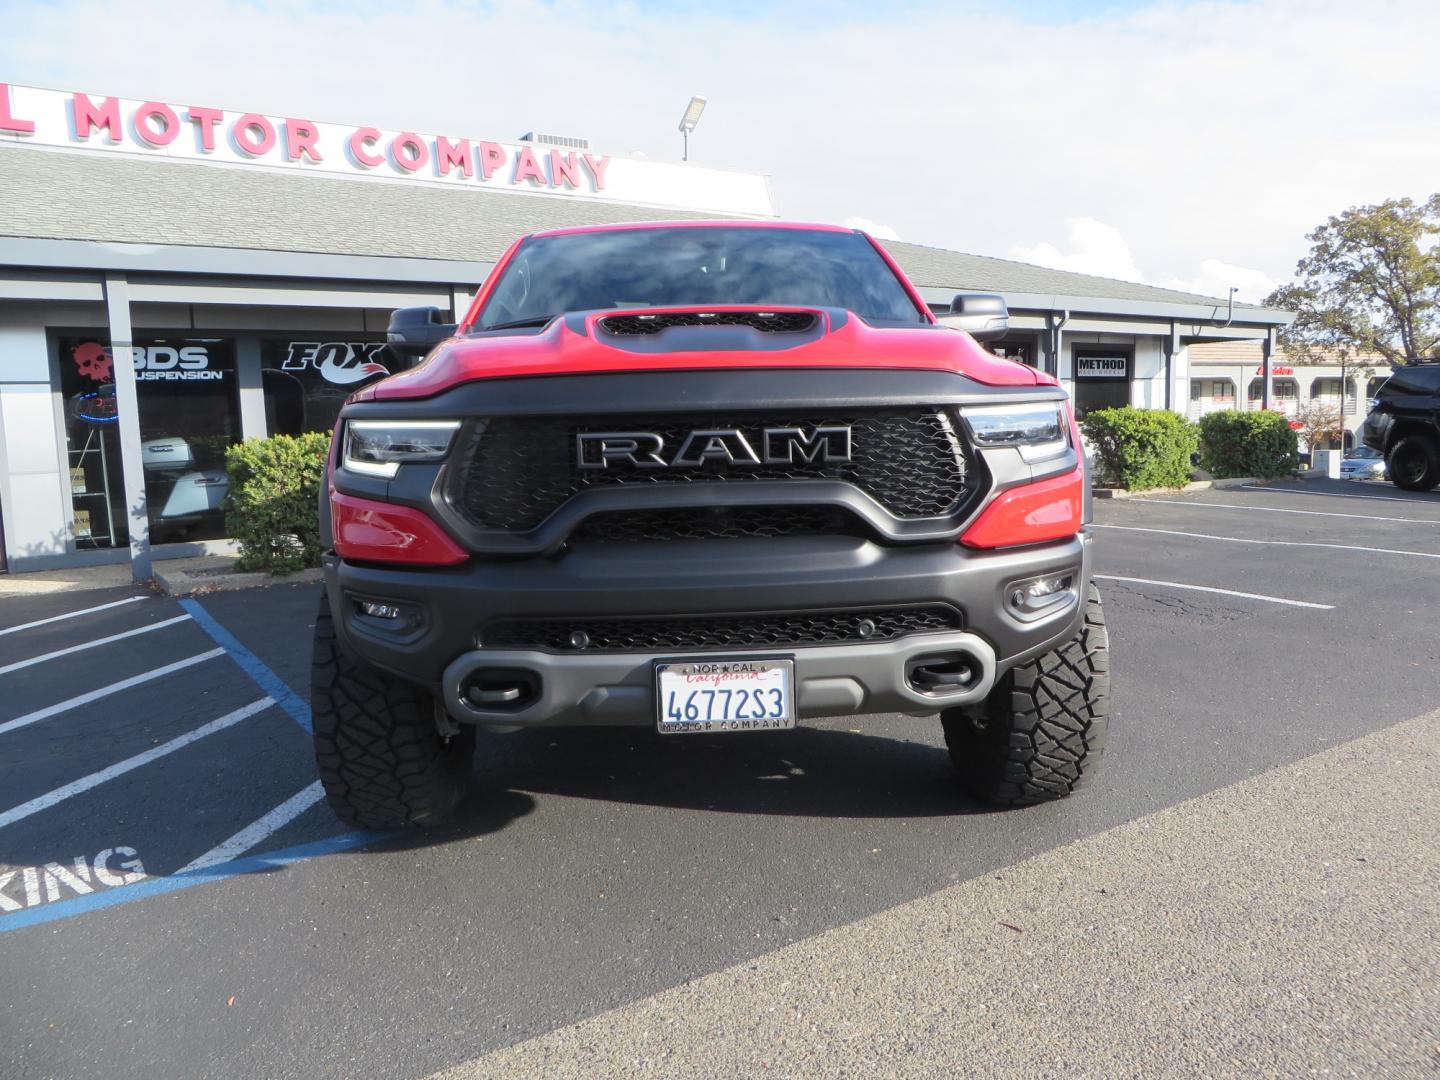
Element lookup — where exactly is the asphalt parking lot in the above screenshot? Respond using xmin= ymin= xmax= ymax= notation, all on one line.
xmin=2 ymin=477 xmax=1438 ymax=1079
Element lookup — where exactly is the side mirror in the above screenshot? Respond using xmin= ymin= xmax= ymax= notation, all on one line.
xmin=387 ymin=306 xmax=457 ymax=362
xmin=948 ymin=293 xmax=1009 ymax=342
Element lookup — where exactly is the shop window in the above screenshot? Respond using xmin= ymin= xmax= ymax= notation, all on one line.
xmin=260 ymin=337 xmax=394 ymax=436
xmin=1309 ymin=376 xmax=1359 ymax=412
xmin=134 ymin=338 xmax=241 ymax=544
xmin=58 ymin=336 xmax=127 ymax=550
xmin=56 ymin=335 xmax=242 ymax=548
xmin=1193 ymin=380 xmax=1233 ymax=402
xmin=988 ymin=338 xmax=1037 ymax=368
xmin=1248 ymin=377 xmax=1297 ymax=401
xmin=1071 ymin=347 xmax=1131 ymax=418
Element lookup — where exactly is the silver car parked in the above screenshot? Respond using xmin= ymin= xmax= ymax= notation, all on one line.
xmin=1340 ymin=446 xmax=1387 ymax=481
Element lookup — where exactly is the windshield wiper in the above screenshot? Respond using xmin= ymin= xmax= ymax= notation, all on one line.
xmin=481 ymin=315 xmax=560 ymax=332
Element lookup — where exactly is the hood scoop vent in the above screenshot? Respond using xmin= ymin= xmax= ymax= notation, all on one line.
xmin=599 ymin=311 xmax=818 ymax=336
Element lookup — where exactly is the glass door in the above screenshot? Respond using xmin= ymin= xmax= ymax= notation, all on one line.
xmin=58 ymin=336 xmax=127 ymax=550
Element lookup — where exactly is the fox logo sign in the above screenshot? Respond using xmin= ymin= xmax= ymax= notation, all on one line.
xmin=282 ymin=342 xmax=391 ymax=385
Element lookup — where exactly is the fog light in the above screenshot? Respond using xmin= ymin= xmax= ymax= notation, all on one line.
xmin=1006 ymin=573 xmax=1075 ymax=616
xmin=359 ymin=600 xmax=402 ymax=620
xmin=1026 ymin=575 xmax=1071 ymax=599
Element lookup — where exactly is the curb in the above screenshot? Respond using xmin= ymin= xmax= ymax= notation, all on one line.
xmin=1093 ymin=477 xmax=1258 ymax=500
xmin=152 ymin=563 xmax=322 ymax=597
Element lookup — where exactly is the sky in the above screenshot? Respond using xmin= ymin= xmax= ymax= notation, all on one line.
xmin=2 ymin=0 xmax=1436 ymax=302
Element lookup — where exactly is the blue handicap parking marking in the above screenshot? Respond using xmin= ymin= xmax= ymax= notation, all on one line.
xmin=0 ymin=592 xmax=350 ymax=933
xmin=178 ymin=597 xmax=312 ymax=732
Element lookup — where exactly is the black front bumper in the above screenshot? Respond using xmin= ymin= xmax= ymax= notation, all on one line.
xmin=325 ymin=530 xmax=1093 ymax=726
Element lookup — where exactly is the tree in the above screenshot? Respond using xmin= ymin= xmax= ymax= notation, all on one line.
xmin=1293 ymin=401 xmax=1342 ymax=452
xmin=1264 ymin=194 xmax=1440 ymax=366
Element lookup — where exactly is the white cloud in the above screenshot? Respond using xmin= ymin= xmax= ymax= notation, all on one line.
xmin=1011 ymin=218 xmax=1145 ymax=283
xmin=1013 ymin=219 xmax=1279 ymax=302
xmin=842 ymin=217 xmax=901 ymax=241
xmin=1164 ymin=259 xmax=1278 ymax=305
xmin=1 ymin=0 xmax=1436 ymax=289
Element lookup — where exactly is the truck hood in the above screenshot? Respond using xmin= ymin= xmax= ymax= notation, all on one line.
xmin=366 ymin=306 xmax=1048 ymax=401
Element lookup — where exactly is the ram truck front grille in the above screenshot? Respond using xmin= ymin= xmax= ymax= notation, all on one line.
xmin=445 ymin=408 xmax=977 ymax=533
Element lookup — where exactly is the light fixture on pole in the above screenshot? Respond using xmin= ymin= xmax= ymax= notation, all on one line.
xmin=678 ymin=95 xmax=707 ymax=162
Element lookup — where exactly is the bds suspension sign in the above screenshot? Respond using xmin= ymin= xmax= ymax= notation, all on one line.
xmin=0 ymin=82 xmax=774 ymax=215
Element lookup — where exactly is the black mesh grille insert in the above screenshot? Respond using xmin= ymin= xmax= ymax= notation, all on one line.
xmin=573 ymin=505 xmax=856 ymax=543
xmin=481 ymin=605 xmax=963 ymax=652
xmin=446 ymin=408 xmax=973 ymax=532
xmin=599 ymin=311 xmax=816 ymax=335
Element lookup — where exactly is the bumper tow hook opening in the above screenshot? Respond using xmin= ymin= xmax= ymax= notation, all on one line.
xmin=461 ymin=669 xmax=539 ymax=712
xmin=907 ymin=654 xmax=977 ymax=695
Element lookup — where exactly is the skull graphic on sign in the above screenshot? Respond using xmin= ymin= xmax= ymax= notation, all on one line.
xmin=73 ymin=342 xmax=113 ymax=382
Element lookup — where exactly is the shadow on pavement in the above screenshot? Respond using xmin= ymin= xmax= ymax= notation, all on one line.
xmin=458 ymin=722 xmax=996 ymax=822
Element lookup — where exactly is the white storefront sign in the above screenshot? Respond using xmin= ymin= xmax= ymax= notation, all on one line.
xmin=0 ymin=82 xmax=775 ymax=216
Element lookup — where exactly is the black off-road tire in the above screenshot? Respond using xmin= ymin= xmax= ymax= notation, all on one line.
xmin=311 ymin=592 xmax=474 ymax=828
xmin=1387 ymin=435 xmax=1440 ymax=491
xmin=942 ymin=583 xmax=1110 ymax=805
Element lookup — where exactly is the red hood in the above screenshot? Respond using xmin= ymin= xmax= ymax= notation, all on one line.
xmin=367 ymin=307 xmax=1048 ymax=401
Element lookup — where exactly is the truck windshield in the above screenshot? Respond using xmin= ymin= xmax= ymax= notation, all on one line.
xmin=474 ymin=226 xmax=928 ymax=330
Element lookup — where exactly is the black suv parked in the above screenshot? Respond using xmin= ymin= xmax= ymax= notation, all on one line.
xmin=1362 ymin=362 xmax=1440 ymax=491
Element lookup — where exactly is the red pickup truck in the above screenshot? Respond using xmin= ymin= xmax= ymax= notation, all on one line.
xmin=312 ymin=221 xmax=1109 ymax=827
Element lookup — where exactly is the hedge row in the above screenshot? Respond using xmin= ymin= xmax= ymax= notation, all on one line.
xmin=224 ymin=432 xmax=331 ymax=574
xmin=1080 ymin=407 xmax=1197 ymax=490
xmin=1195 ymin=410 xmax=1299 ymax=479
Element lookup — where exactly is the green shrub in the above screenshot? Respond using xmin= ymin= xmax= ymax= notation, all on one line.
xmin=1080 ymin=407 xmax=1198 ymax=491
xmin=1197 ymin=410 xmax=1299 ymax=479
xmin=224 ymin=432 xmax=332 ymax=574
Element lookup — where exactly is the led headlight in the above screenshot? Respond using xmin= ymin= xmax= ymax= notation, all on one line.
xmin=960 ymin=402 xmax=1069 ymax=463
xmin=343 ymin=420 xmax=460 ymax=478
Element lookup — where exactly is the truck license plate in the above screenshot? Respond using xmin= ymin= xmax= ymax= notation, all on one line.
xmin=655 ymin=659 xmax=795 ymax=734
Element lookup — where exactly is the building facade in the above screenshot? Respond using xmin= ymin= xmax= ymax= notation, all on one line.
xmin=1187 ymin=341 xmax=1390 ymax=450
xmin=1 ymin=80 xmax=1291 ymax=576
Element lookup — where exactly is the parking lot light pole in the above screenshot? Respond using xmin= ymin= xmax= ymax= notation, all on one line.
xmin=1261 ymin=326 xmax=1275 ymax=413
xmin=678 ymin=95 xmax=707 ymax=162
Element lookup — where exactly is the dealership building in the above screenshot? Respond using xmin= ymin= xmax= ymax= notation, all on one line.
xmin=0 ymin=81 xmax=1292 ymax=577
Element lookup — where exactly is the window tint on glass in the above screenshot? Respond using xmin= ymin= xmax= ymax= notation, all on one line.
xmin=132 ymin=337 xmax=240 ymax=544
xmin=1249 ymin=377 xmax=1298 ymax=400
xmin=260 ymin=337 xmax=394 ymax=435
xmin=1384 ymin=365 xmax=1440 ymax=395
xmin=477 ymin=227 xmax=927 ymax=329
xmin=58 ymin=336 xmax=127 ymax=550
xmin=56 ymin=335 xmax=243 ymax=547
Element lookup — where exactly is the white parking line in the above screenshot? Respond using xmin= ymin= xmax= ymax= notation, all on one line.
xmin=1243 ymin=484 xmax=1440 ymax=506
xmin=1093 ymin=575 xmax=1334 ymax=610
xmin=0 ymin=698 xmax=273 ymax=830
xmin=1093 ymin=523 xmax=1440 ymax=559
xmin=0 ymin=614 xmax=192 ymax=677
xmin=1129 ymin=499 xmax=1438 ymax=525
xmin=0 ymin=596 xmax=147 ymax=637
xmin=0 ymin=649 xmax=225 ymax=737
xmin=176 ymin=781 xmax=326 ymax=875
